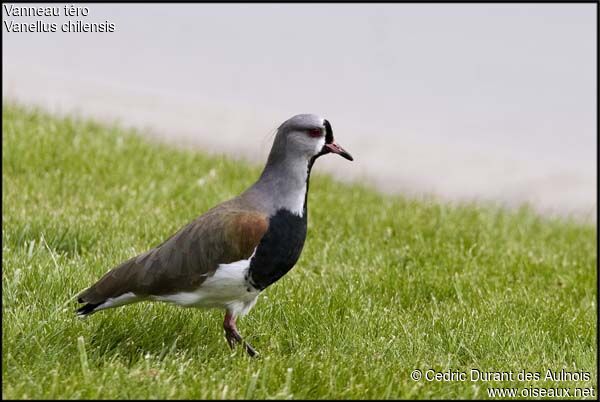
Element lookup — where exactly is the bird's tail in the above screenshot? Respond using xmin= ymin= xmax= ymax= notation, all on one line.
xmin=76 ymin=299 xmax=103 ymax=317
xmin=75 ymin=252 xmax=147 ymax=318
xmin=75 ymin=288 xmax=140 ymax=317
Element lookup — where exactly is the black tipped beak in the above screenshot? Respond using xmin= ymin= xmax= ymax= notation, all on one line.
xmin=324 ymin=141 xmax=353 ymax=161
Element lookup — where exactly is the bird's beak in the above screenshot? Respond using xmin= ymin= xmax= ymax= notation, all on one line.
xmin=324 ymin=141 xmax=354 ymax=161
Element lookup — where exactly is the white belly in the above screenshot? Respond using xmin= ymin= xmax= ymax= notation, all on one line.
xmin=149 ymin=258 xmax=260 ymax=317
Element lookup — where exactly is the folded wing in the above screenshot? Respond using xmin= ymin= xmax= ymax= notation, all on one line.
xmin=77 ymin=207 xmax=269 ymax=305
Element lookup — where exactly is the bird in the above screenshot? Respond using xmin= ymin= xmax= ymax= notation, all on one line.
xmin=75 ymin=114 xmax=353 ymax=357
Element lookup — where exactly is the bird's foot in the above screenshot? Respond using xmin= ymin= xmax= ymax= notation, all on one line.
xmin=225 ymin=328 xmax=259 ymax=357
xmin=243 ymin=340 xmax=258 ymax=357
xmin=224 ymin=311 xmax=259 ymax=358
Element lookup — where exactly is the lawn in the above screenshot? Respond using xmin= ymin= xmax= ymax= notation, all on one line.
xmin=2 ymin=103 xmax=597 ymax=399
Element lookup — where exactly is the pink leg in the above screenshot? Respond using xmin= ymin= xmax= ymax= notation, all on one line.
xmin=223 ymin=310 xmax=258 ymax=357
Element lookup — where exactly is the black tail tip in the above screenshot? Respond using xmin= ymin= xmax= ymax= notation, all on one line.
xmin=76 ymin=302 xmax=101 ymax=316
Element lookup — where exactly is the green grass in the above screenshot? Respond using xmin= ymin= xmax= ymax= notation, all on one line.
xmin=2 ymin=103 xmax=597 ymax=399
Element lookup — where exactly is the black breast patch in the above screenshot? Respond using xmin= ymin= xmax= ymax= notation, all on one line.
xmin=248 ymin=209 xmax=307 ymax=291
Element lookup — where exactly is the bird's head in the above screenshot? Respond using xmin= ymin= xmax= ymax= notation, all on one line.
xmin=270 ymin=114 xmax=353 ymax=163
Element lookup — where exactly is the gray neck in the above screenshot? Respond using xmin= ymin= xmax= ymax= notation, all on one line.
xmin=244 ymin=151 xmax=312 ymax=217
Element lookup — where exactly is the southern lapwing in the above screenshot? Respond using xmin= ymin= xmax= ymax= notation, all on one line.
xmin=76 ymin=114 xmax=353 ymax=356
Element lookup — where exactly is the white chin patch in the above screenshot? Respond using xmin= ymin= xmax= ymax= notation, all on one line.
xmin=312 ymin=137 xmax=326 ymax=157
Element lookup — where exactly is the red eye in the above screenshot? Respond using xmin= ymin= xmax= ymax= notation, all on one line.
xmin=307 ymin=128 xmax=322 ymax=138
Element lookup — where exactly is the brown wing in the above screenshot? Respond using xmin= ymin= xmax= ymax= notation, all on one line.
xmin=78 ymin=208 xmax=269 ymax=304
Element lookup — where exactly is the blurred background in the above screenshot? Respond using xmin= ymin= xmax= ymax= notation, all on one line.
xmin=3 ymin=4 xmax=596 ymax=221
